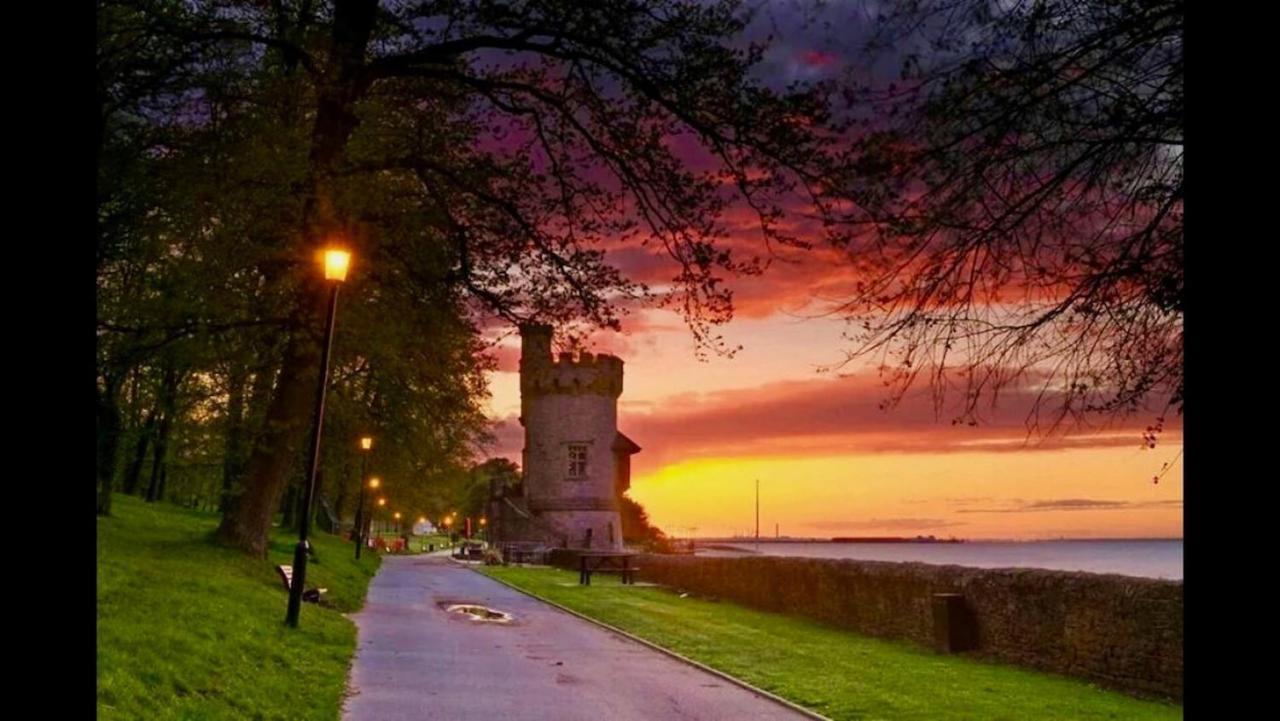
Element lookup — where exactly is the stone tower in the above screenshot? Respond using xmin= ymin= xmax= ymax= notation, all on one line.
xmin=491 ymin=323 xmax=640 ymax=550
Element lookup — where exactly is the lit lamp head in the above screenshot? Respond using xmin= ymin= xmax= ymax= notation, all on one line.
xmin=377 ymin=498 xmax=386 ymax=507
xmin=444 ymin=517 xmax=453 ymax=527
xmin=368 ymin=477 xmax=380 ymax=489
xmin=418 ymin=517 xmax=426 ymax=524
xmin=360 ymin=436 xmax=373 ymax=451
xmin=393 ymin=512 xmax=401 ymax=520
xmin=323 ymin=248 xmax=351 ymax=282
xmin=480 ymin=517 xmax=487 ymax=526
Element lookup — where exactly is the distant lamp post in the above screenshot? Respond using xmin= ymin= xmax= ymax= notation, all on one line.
xmin=353 ymin=438 xmax=374 ymax=560
xmin=393 ymin=511 xmax=402 ymax=536
xmin=354 ymin=471 xmax=378 ymax=561
xmin=376 ymin=497 xmax=386 ymax=537
xmin=286 ymin=246 xmax=351 ymax=628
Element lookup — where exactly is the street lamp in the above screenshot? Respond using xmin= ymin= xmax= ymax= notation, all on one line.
xmin=353 ymin=437 xmax=374 ymax=560
xmin=393 ymin=511 xmax=402 ymax=536
xmin=286 ymin=246 xmax=351 ymax=628
xmin=376 ymin=497 xmax=386 ymax=538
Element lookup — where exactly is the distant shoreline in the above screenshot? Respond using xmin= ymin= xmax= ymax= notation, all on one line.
xmin=690 ymin=536 xmax=1182 ymax=544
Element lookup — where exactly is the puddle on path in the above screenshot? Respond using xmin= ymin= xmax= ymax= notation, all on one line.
xmin=440 ymin=602 xmax=514 ymax=623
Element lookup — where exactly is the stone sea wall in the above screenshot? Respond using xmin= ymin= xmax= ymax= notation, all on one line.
xmin=548 ymin=551 xmax=1182 ymax=700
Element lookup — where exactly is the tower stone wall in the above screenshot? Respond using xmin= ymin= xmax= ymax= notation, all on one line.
xmin=504 ymin=323 xmax=629 ymax=550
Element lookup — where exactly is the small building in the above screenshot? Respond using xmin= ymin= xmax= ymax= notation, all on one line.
xmin=488 ymin=324 xmax=641 ymax=550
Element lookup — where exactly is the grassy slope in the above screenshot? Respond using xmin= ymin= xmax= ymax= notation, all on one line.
xmin=480 ymin=566 xmax=1182 ymax=721
xmin=97 ymin=495 xmax=380 ymax=721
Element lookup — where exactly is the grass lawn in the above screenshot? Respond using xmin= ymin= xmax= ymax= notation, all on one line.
xmin=97 ymin=494 xmax=381 ymax=720
xmin=479 ymin=566 xmax=1182 ymax=721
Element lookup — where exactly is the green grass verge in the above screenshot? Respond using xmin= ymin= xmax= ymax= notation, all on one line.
xmin=479 ymin=566 xmax=1182 ymax=721
xmin=98 ymin=494 xmax=381 ymax=720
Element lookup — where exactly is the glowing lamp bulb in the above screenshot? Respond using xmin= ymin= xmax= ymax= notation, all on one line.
xmin=377 ymin=498 xmax=386 ymax=507
xmin=360 ymin=436 xmax=373 ymax=450
xmin=323 ymin=248 xmax=351 ymax=281
xmin=368 ymin=477 xmax=380 ymax=489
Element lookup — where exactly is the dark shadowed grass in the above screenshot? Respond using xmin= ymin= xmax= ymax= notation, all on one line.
xmin=479 ymin=565 xmax=1182 ymax=721
xmin=97 ymin=494 xmax=380 ymax=720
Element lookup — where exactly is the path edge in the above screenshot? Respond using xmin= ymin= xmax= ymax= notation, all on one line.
xmin=466 ymin=563 xmax=833 ymax=721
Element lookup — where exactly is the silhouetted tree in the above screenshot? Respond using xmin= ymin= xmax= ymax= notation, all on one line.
xmin=102 ymin=0 xmax=844 ymax=555
xmin=620 ymin=495 xmax=671 ymax=552
xmin=829 ymin=0 xmax=1182 ymax=435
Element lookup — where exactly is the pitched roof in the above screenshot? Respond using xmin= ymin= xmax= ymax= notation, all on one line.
xmin=612 ymin=431 xmax=641 ymax=455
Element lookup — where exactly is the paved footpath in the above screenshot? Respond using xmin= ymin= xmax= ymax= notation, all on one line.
xmin=343 ymin=554 xmax=812 ymax=720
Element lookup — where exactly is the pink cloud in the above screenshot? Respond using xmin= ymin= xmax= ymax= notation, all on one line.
xmin=480 ymin=373 xmax=1181 ymax=473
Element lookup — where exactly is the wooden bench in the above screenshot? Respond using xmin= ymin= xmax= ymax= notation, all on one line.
xmin=275 ymin=565 xmax=328 ymax=603
xmin=578 ymin=552 xmax=639 ymax=586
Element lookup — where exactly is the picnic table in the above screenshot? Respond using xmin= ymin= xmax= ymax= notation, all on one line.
xmin=577 ymin=551 xmax=638 ymax=586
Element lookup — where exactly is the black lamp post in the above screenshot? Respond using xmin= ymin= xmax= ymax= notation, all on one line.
xmin=355 ymin=474 xmax=378 ymax=559
xmin=286 ymin=247 xmax=350 ymax=628
xmin=376 ymin=497 xmax=386 ymax=543
xmin=353 ymin=430 xmax=375 ymax=560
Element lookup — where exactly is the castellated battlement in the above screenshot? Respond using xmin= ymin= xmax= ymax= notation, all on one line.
xmin=518 ymin=324 xmax=624 ymax=398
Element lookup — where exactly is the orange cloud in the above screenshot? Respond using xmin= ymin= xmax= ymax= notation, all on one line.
xmin=483 ymin=372 xmax=1180 ymax=476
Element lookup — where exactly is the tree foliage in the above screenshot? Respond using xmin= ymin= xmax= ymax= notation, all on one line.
xmin=96 ymin=0 xmax=846 ymax=554
xmin=828 ymin=0 xmax=1182 ymax=434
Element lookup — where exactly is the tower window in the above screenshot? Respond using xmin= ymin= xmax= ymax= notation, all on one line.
xmin=567 ymin=444 xmax=588 ymax=478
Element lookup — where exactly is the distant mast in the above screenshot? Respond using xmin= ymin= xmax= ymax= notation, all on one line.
xmin=755 ymin=479 xmax=760 ymax=552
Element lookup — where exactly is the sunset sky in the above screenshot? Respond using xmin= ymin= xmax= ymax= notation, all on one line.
xmin=479 ymin=251 xmax=1183 ymax=541
xmin=470 ymin=3 xmax=1183 ymax=541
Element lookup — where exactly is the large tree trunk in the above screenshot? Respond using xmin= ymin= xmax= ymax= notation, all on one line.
xmin=334 ymin=452 xmax=352 ymax=529
xmin=145 ymin=417 xmax=169 ymax=502
xmin=123 ymin=406 xmax=156 ymax=496
xmin=96 ymin=378 xmax=123 ymax=516
xmin=220 ymin=362 xmax=248 ymax=512
xmin=146 ymin=359 xmax=181 ymax=502
xmin=280 ymin=480 xmax=299 ymax=530
xmin=213 ymin=0 xmax=379 ymax=557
